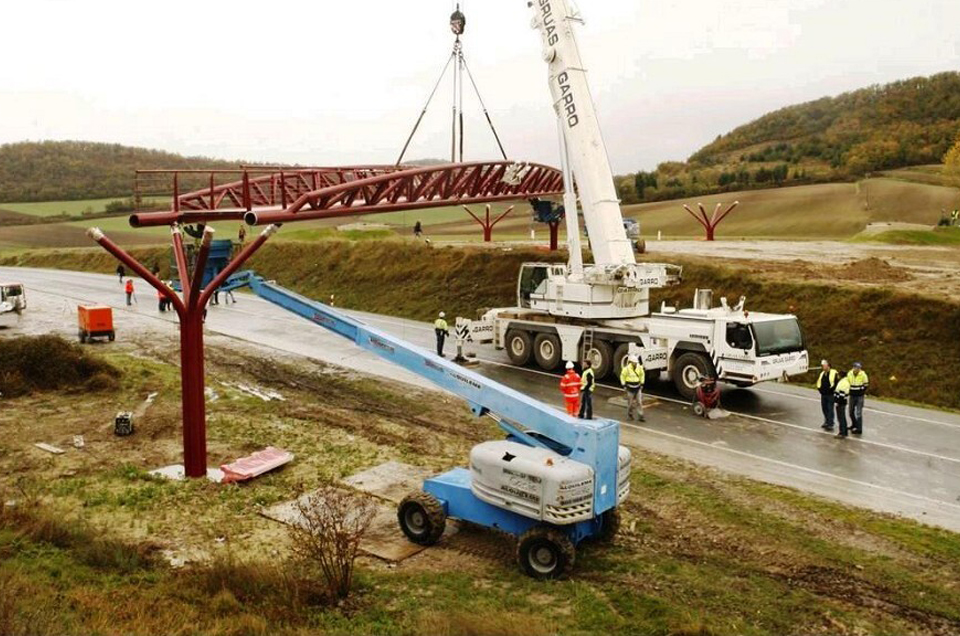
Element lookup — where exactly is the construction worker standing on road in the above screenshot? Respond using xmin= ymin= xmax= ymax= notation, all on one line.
xmin=560 ymin=362 xmax=581 ymax=416
xmin=578 ymin=360 xmax=596 ymax=419
xmin=620 ymin=355 xmax=646 ymax=422
xmin=847 ymin=362 xmax=869 ymax=435
xmin=952 ymin=209 xmax=959 ymax=226
xmin=124 ymin=278 xmax=135 ymax=306
xmin=834 ymin=374 xmax=852 ymax=438
xmin=817 ymin=359 xmax=840 ymax=431
xmin=116 ymin=264 xmax=125 ymax=284
xmin=434 ymin=312 xmax=449 ymax=357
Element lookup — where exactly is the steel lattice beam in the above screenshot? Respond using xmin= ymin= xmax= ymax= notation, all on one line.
xmin=130 ymin=161 xmax=564 ymax=228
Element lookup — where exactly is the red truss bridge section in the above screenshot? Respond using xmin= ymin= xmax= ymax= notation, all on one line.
xmin=130 ymin=161 xmax=564 ymax=228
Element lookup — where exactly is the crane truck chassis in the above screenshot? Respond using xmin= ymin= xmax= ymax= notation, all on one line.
xmin=229 ymin=270 xmax=630 ymax=579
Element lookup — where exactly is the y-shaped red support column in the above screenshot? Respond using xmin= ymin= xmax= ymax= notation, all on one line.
xmin=682 ymin=201 xmax=740 ymax=241
xmin=87 ymin=224 xmax=278 ymax=477
xmin=462 ymin=204 xmax=515 ymax=242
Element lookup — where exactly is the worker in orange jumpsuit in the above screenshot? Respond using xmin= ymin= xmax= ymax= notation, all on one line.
xmin=124 ymin=278 xmax=135 ymax=306
xmin=560 ymin=361 xmax=581 ymax=416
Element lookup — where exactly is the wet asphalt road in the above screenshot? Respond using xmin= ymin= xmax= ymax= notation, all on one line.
xmin=4 ymin=266 xmax=960 ymax=533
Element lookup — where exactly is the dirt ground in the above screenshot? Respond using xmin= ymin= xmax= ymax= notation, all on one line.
xmin=642 ymin=239 xmax=960 ymax=301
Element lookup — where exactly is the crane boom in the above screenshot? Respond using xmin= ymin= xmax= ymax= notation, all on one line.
xmin=529 ymin=0 xmax=635 ymax=266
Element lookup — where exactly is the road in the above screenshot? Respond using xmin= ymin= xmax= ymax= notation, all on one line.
xmin=5 ymin=266 xmax=960 ymax=533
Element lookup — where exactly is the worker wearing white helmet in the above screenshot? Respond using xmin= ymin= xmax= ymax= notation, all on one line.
xmin=560 ymin=361 xmax=581 ymax=417
xmin=619 ymin=354 xmax=646 ymax=422
xmin=434 ymin=311 xmax=450 ymax=357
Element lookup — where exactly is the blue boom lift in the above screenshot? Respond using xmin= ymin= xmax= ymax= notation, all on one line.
xmin=227 ymin=271 xmax=629 ymax=578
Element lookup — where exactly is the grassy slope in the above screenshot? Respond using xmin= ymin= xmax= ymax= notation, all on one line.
xmin=622 ymin=178 xmax=958 ymax=239
xmin=2 ymin=343 xmax=960 ymax=635
xmin=2 ymin=241 xmax=959 ymax=410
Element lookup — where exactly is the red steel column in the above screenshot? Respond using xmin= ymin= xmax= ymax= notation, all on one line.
xmin=179 ymin=308 xmax=207 ymax=477
xmin=549 ymin=220 xmax=560 ymax=251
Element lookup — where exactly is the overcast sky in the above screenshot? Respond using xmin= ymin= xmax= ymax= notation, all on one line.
xmin=1 ymin=0 xmax=957 ymax=173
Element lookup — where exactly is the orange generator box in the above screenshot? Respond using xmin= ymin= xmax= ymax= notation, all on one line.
xmin=78 ymin=305 xmax=115 ymax=343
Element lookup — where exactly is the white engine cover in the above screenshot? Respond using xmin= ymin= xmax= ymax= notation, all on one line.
xmin=470 ymin=440 xmax=633 ymax=525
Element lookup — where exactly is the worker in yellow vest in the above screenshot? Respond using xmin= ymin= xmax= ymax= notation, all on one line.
xmin=619 ymin=355 xmax=646 ymax=422
xmin=834 ymin=375 xmax=852 ymax=438
xmin=578 ymin=360 xmax=596 ymax=419
xmin=434 ymin=312 xmax=449 ymax=357
xmin=847 ymin=362 xmax=869 ymax=435
xmin=816 ymin=360 xmax=840 ymax=431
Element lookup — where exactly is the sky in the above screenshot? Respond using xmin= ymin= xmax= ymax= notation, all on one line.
xmin=1 ymin=0 xmax=958 ymax=173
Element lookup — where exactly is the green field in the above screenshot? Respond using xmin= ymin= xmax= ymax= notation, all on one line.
xmin=0 ymin=173 xmax=956 ymax=250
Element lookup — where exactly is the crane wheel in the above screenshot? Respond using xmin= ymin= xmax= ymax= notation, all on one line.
xmin=505 ymin=329 xmax=533 ymax=366
xmin=516 ymin=526 xmax=575 ymax=579
xmin=398 ymin=491 xmax=446 ymax=546
xmin=533 ymin=333 xmax=562 ymax=371
xmin=584 ymin=340 xmax=613 ymax=379
xmin=673 ymin=352 xmax=711 ymax=401
xmin=597 ymin=508 xmax=621 ymax=543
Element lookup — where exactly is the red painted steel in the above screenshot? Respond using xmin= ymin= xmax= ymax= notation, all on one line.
xmin=683 ymin=202 xmax=739 ymax=241
xmin=87 ymin=224 xmax=277 ymax=478
xmin=130 ymin=162 xmax=564 ymax=229
xmin=462 ymin=204 xmax=515 ymax=242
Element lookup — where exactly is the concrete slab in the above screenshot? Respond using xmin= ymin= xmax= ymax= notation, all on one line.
xmin=340 ymin=460 xmax=434 ymax=504
xmin=263 ymin=462 xmax=459 ymax=562
xmin=149 ymin=464 xmax=225 ymax=483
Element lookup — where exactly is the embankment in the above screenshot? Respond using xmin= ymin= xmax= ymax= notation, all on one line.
xmin=3 ymin=241 xmax=958 ymax=409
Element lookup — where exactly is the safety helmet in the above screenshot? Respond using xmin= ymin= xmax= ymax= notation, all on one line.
xmin=439 ymin=311 xmax=446 ymax=318
xmin=565 ymin=361 xmax=575 ymax=370
xmin=628 ymin=355 xmax=639 ymax=363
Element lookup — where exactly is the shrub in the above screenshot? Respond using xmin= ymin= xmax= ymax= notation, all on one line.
xmin=0 ymin=335 xmax=119 ymax=398
xmin=288 ymin=485 xmax=376 ymax=599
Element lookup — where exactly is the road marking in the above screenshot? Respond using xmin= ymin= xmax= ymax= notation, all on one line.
xmin=475 ymin=358 xmax=960 ymax=466
xmin=619 ymin=421 xmax=960 ymax=514
xmin=752 ymin=386 xmax=960 ymax=430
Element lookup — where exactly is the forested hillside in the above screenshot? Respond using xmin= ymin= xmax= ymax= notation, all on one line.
xmin=0 ymin=141 xmax=244 ymax=202
xmin=617 ymin=72 xmax=960 ymax=204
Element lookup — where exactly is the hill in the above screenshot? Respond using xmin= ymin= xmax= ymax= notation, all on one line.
xmin=0 ymin=141 xmax=246 ymax=203
xmin=618 ymin=72 xmax=960 ymax=204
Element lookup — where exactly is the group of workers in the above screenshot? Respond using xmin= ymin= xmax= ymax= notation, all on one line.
xmin=560 ymin=354 xmax=646 ymax=422
xmin=816 ymin=359 xmax=870 ymax=438
xmin=115 ymin=263 xmax=236 ymax=313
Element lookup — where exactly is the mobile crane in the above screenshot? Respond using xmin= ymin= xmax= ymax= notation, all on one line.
xmin=230 ymin=271 xmax=630 ymax=579
xmin=463 ymin=0 xmax=809 ymax=399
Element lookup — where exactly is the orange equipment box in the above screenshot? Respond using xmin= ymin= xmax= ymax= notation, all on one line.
xmin=78 ymin=305 xmax=115 ymax=343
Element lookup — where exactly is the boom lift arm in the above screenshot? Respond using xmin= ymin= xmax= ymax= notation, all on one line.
xmin=228 ymin=272 xmax=626 ymax=579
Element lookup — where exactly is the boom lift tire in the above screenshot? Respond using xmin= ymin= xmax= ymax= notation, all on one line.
xmin=505 ymin=329 xmax=533 ymax=366
xmin=597 ymin=508 xmax=621 ymax=543
xmin=673 ymin=352 xmax=711 ymax=401
xmin=78 ymin=330 xmax=87 ymax=344
xmin=533 ymin=333 xmax=562 ymax=371
xmin=583 ymin=340 xmax=613 ymax=379
xmin=516 ymin=526 xmax=575 ymax=579
xmin=398 ymin=492 xmax=446 ymax=546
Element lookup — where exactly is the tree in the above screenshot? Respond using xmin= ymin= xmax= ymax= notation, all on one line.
xmin=944 ymin=133 xmax=960 ymax=177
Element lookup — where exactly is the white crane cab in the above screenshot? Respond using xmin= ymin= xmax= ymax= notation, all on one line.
xmin=0 ymin=283 xmax=26 ymax=329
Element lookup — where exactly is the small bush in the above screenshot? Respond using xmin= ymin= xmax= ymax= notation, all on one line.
xmin=0 ymin=335 xmax=120 ymax=398
xmin=289 ymin=485 xmax=376 ymax=600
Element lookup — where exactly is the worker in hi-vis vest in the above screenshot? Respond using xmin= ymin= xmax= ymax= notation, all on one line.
xmin=846 ymin=362 xmax=869 ymax=435
xmin=619 ymin=355 xmax=646 ymax=422
xmin=816 ymin=359 xmax=840 ymax=431
xmin=560 ymin=361 xmax=582 ymax=416
xmin=578 ymin=360 xmax=596 ymax=420
xmin=834 ymin=375 xmax=852 ymax=438
xmin=434 ymin=312 xmax=449 ymax=357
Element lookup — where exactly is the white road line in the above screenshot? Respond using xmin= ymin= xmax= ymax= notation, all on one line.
xmin=475 ymin=358 xmax=960 ymax=466
xmin=752 ymin=386 xmax=960 ymax=429
xmin=619 ymin=421 xmax=960 ymax=513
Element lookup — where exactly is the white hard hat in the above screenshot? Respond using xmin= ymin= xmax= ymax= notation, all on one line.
xmin=628 ymin=355 xmax=639 ymax=363
xmin=439 ymin=311 xmax=445 ymax=318
xmin=565 ymin=361 xmax=575 ymax=370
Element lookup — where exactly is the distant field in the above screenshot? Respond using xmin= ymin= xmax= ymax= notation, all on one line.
xmin=1 ymin=197 xmax=165 ymax=218
xmin=623 ymin=178 xmax=958 ymax=239
xmin=0 ymin=175 xmax=956 ymax=250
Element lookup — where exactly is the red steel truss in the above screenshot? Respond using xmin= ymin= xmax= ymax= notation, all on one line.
xmin=130 ymin=161 xmax=564 ymax=228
